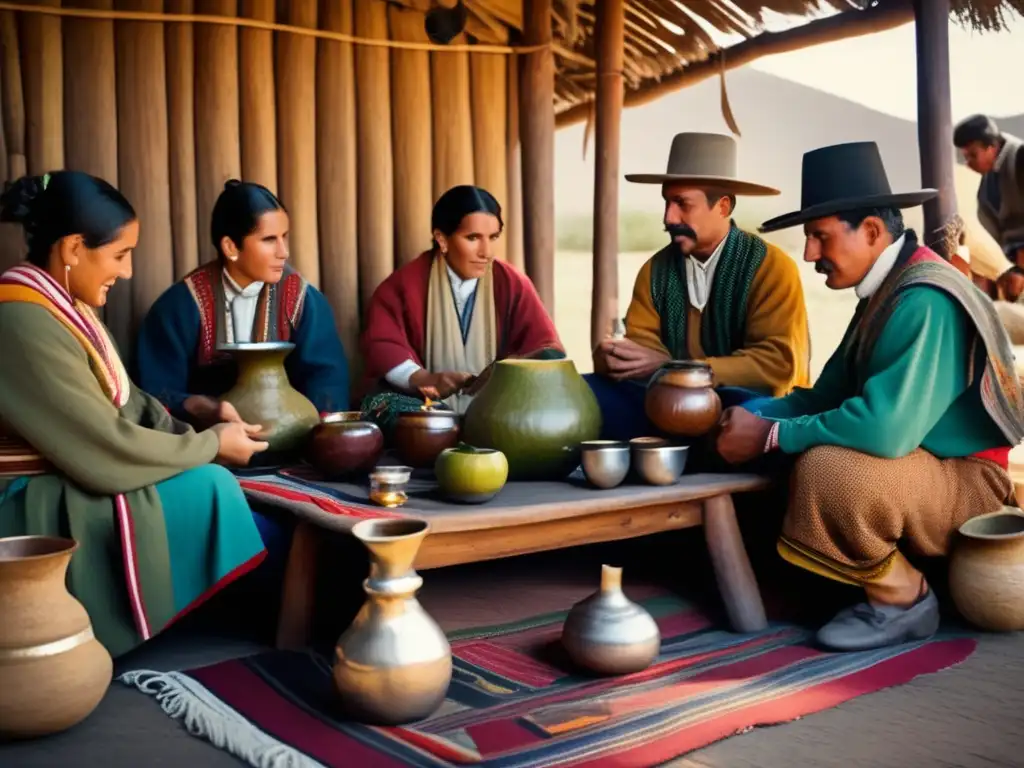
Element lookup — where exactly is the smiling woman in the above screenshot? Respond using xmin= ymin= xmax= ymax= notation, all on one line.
xmin=134 ymin=179 xmax=351 ymax=429
xmin=0 ymin=171 xmax=273 ymax=658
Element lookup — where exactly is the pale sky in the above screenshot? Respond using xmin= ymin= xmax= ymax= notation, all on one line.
xmin=725 ymin=8 xmax=1024 ymax=122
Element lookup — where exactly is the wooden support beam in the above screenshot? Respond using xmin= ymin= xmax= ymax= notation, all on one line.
xmin=914 ymin=0 xmax=956 ymax=258
xmin=519 ymin=0 xmax=555 ymax=312
xmin=590 ymin=0 xmax=623 ymax=350
xmin=555 ymin=1 xmax=915 ymax=130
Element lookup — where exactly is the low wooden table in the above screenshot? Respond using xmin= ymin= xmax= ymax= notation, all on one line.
xmin=240 ymin=470 xmax=773 ymax=650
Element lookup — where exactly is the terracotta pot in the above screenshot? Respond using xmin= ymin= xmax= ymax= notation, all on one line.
xmin=333 ymin=519 xmax=451 ymax=724
xmin=561 ymin=564 xmax=661 ymax=676
xmin=434 ymin=444 xmax=509 ymax=503
xmin=308 ymin=411 xmax=384 ymax=477
xmin=461 ymin=359 xmax=602 ymax=480
xmin=0 ymin=536 xmax=112 ymax=739
xmin=644 ymin=361 xmax=721 ymax=438
xmin=394 ymin=409 xmax=460 ymax=468
xmin=949 ymin=507 xmax=1024 ymax=632
xmin=219 ymin=342 xmax=321 ymax=457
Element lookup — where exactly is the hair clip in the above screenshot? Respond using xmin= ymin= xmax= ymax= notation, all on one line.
xmin=41 ymin=173 xmax=50 ymax=190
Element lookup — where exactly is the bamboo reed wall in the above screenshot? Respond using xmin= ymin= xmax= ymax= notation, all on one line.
xmin=0 ymin=0 xmax=527 ymax=362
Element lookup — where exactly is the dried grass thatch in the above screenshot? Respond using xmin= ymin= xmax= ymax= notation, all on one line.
xmin=431 ymin=0 xmax=1023 ymax=123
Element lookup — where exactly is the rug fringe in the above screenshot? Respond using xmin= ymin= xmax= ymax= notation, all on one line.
xmin=118 ymin=670 xmax=326 ymax=768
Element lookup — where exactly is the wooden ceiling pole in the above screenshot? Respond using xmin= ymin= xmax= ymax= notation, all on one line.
xmin=590 ymin=0 xmax=624 ymax=350
xmin=913 ymin=0 xmax=956 ymax=259
xmin=519 ymin=0 xmax=556 ymax=312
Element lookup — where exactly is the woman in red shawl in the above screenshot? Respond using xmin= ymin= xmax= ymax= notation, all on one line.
xmin=360 ymin=185 xmax=564 ymax=430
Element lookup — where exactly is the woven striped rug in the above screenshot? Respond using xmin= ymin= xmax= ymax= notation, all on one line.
xmin=119 ymin=594 xmax=975 ymax=767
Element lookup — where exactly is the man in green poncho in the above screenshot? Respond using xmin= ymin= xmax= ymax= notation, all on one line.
xmin=715 ymin=141 xmax=1024 ymax=652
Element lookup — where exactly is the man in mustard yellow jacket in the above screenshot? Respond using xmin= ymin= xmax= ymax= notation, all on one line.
xmin=586 ymin=133 xmax=811 ymax=441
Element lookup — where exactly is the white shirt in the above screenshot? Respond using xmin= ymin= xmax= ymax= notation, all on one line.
xmin=222 ymin=270 xmax=265 ymax=343
xmin=685 ymin=235 xmax=728 ymax=311
xmin=385 ymin=263 xmax=478 ymax=391
xmin=855 ymin=233 xmax=906 ymax=299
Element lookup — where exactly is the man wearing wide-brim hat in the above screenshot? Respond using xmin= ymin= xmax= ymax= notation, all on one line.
xmin=585 ymin=133 xmax=811 ymax=442
xmin=715 ymin=141 xmax=1024 ymax=651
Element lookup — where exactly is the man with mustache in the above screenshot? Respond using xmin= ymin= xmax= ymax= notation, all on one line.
xmin=586 ymin=132 xmax=811 ymax=441
xmin=716 ymin=141 xmax=1024 ymax=651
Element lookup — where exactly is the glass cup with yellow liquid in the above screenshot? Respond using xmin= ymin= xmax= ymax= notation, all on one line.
xmin=369 ymin=466 xmax=413 ymax=508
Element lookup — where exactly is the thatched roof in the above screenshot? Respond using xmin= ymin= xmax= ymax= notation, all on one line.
xmin=424 ymin=0 xmax=1023 ymax=126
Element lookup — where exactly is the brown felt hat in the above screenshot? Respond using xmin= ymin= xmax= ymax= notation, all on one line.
xmin=625 ymin=132 xmax=780 ymax=196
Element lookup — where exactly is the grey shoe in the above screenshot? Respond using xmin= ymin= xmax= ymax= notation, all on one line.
xmin=816 ymin=590 xmax=940 ymax=652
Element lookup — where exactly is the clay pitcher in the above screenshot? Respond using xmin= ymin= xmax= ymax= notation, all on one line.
xmin=949 ymin=507 xmax=1024 ymax=632
xmin=0 ymin=536 xmax=112 ymax=738
xmin=644 ymin=361 xmax=721 ymax=438
xmin=333 ymin=519 xmax=452 ymax=724
xmin=219 ymin=342 xmax=320 ymax=456
xmin=561 ymin=564 xmax=661 ymax=676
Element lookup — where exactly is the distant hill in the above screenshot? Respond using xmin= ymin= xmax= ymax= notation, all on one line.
xmin=553 ymin=67 xmax=1024 ymax=256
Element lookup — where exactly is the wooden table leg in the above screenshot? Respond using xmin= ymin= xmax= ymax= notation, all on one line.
xmin=703 ymin=493 xmax=767 ymax=633
xmin=275 ymin=520 xmax=320 ymax=650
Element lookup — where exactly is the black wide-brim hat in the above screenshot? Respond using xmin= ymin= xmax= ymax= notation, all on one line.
xmin=759 ymin=141 xmax=937 ymax=233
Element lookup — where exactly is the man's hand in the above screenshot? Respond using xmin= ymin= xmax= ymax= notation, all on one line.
xmin=593 ymin=338 xmax=669 ymax=381
xmin=715 ymin=407 xmax=773 ymax=465
xmin=997 ymin=268 xmax=1024 ymax=303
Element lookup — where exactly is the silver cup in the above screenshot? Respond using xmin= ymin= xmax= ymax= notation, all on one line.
xmin=580 ymin=440 xmax=631 ymax=489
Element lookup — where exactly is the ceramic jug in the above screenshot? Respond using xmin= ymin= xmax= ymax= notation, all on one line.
xmin=949 ymin=507 xmax=1024 ymax=632
xmin=0 ymin=536 xmax=112 ymax=738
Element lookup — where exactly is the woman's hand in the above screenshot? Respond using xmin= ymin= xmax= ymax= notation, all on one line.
xmin=212 ymin=421 xmax=269 ymax=466
xmin=184 ymin=396 xmax=246 ymax=428
xmin=408 ymin=369 xmax=474 ymax=398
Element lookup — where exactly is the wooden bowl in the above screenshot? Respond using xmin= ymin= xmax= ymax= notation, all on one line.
xmin=394 ymin=409 xmax=460 ymax=469
xmin=307 ymin=412 xmax=384 ymax=477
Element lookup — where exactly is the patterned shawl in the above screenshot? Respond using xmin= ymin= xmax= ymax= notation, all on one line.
xmin=649 ymin=223 xmax=767 ymax=359
xmin=849 ymin=232 xmax=1024 ymax=446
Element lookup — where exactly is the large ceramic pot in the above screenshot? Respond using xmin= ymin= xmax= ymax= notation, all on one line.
xmin=0 ymin=536 xmax=112 ymax=739
xmin=561 ymin=564 xmax=661 ymax=676
xmin=394 ymin=409 xmax=460 ymax=469
xmin=333 ymin=519 xmax=452 ymax=724
xmin=219 ymin=342 xmax=321 ymax=457
xmin=434 ymin=444 xmax=509 ymax=503
xmin=461 ymin=359 xmax=602 ymax=480
xmin=644 ymin=361 xmax=721 ymax=438
xmin=949 ymin=507 xmax=1024 ymax=632
xmin=308 ymin=411 xmax=384 ymax=478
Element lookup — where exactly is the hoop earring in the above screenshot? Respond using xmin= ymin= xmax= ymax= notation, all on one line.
xmin=64 ymin=264 xmax=71 ymax=295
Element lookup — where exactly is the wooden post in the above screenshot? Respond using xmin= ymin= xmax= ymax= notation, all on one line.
xmin=277 ymin=1 xmax=319 ymax=285
xmin=62 ymin=0 xmax=117 ymax=183
xmin=0 ymin=12 xmax=25 ymax=182
xmin=115 ymin=0 xmax=173 ymax=341
xmin=519 ymin=0 xmax=555 ymax=312
xmin=240 ymin=0 xmax=277 ymax=192
xmin=505 ymin=56 xmax=524 ymax=271
xmin=19 ymin=0 xmax=63 ymax=174
xmin=388 ymin=4 xmax=432 ymax=268
xmin=0 ymin=11 xmax=25 ymax=268
xmin=913 ymin=0 xmax=956 ymax=259
xmin=430 ymin=38 xmax=474 ymax=198
xmin=318 ymin=0 xmax=360 ymax=387
xmin=195 ymin=0 xmax=241 ymax=265
xmin=354 ymin=0 xmax=394 ymax=309
xmin=165 ymin=0 xmax=199 ymax=278
xmin=471 ymin=52 xmax=508 ymax=260
xmin=590 ymin=0 xmax=624 ymax=348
